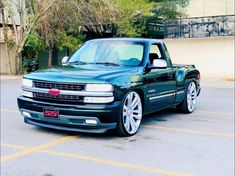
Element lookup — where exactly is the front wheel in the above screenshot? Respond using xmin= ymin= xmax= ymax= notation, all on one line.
xmin=116 ymin=91 xmax=143 ymax=136
xmin=177 ymin=81 xmax=197 ymax=113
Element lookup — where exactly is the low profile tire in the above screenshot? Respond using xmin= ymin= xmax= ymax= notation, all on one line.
xmin=177 ymin=81 xmax=197 ymax=113
xmin=116 ymin=91 xmax=143 ymax=137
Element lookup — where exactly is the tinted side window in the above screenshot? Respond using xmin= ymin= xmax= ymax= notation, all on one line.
xmin=150 ymin=44 xmax=162 ymax=58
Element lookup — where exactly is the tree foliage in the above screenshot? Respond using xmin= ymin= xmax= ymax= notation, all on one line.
xmin=150 ymin=0 xmax=189 ymax=19
xmin=2 ymin=0 xmax=189 ymax=71
xmin=1 ymin=0 xmax=56 ymax=74
xmin=113 ymin=0 xmax=154 ymax=37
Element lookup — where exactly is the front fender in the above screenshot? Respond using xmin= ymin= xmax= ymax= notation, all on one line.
xmin=109 ymin=72 xmax=147 ymax=101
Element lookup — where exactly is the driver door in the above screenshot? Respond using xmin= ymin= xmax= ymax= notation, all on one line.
xmin=147 ymin=43 xmax=176 ymax=112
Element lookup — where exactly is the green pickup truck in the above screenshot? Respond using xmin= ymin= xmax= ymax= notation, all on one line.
xmin=18 ymin=38 xmax=201 ymax=136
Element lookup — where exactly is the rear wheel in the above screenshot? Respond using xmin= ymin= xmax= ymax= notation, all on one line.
xmin=116 ymin=91 xmax=142 ymax=136
xmin=177 ymin=81 xmax=197 ymax=113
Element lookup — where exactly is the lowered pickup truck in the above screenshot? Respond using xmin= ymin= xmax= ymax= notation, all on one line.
xmin=18 ymin=38 xmax=201 ymax=136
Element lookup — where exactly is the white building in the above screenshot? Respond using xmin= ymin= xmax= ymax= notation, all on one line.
xmin=165 ymin=0 xmax=235 ymax=79
xmin=187 ymin=0 xmax=234 ymax=17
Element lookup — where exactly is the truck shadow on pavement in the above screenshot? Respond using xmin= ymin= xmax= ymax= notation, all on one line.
xmin=32 ymin=107 xmax=182 ymax=139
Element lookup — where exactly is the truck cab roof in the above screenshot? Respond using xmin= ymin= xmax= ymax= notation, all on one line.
xmin=87 ymin=38 xmax=164 ymax=44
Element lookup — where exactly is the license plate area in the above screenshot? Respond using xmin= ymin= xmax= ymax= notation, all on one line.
xmin=43 ymin=108 xmax=59 ymax=119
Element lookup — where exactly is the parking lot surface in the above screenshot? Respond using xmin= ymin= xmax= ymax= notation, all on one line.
xmin=1 ymin=78 xmax=234 ymax=176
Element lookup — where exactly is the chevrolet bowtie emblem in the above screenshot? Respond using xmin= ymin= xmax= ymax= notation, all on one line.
xmin=48 ymin=89 xmax=60 ymax=96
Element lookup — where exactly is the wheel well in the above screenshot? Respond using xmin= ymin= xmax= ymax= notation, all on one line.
xmin=185 ymin=79 xmax=198 ymax=89
xmin=133 ymin=88 xmax=145 ymax=112
xmin=191 ymin=79 xmax=198 ymax=91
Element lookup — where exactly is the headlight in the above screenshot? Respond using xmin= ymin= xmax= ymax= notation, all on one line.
xmin=85 ymin=84 xmax=113 ymax=92
xmin=22 ymin=78 xmax=33 ymax=87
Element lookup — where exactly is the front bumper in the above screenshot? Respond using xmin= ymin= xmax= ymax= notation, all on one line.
xmin=17 ymin=96 xmax=121 ymax=133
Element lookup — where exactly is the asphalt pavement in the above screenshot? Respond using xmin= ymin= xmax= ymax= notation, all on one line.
xmin=1 ymin=78 xmax=234 ymax=176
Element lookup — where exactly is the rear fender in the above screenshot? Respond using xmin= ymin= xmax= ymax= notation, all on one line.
xmin=176 ymin=68 xmax=200 ymax=84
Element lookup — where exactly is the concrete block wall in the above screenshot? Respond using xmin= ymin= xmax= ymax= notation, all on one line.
xmin=165 ymin=36 xmax=234 ymax=79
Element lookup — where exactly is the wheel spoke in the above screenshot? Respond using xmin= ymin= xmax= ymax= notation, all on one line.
xmin=132 ymin=114 xmax=141 ymax=120
xmin=190 ymin=83 xmax=196 ymax=93
xmin=127 ymin=93 xmax=133 ymax=107
xmin=131 ymin=96 xmax=139 ymax=110
xmin=190 ymin=99 xmax=195 ymax=110
xmin=189 ymin=98 xmax=194 ymax=106
xmin=124 ymin=117 xmax=130 ymax=132
xmin=188 ymin=83 xmax=192 ymax=92
xmin=129 ymin=117 xmax=136 ymax=132
xmin=188 ymin=100 xmax=192 ymax=110
xmin=133 ymin=109 xmax=141 ymax=114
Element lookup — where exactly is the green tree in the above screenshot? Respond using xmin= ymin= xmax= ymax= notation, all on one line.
xmin=150 ymin=0 xmax=189 ymax=19
xmin=20 ymin=0 xmax=189 ymax=69
xmin=1 ymin=0 xmax=56 ymax=74
xmin=113 ymin=0 xmax=154 ymax=37
xmin=67 ymin=0 xmax=153 ymax=37
xmin=36 ymin=1 xmax=84 ymax=67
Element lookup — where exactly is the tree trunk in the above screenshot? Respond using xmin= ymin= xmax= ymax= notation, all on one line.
xmin=48 ymin=44 xmax=53 ymax=67
xmin=5 ymin=44 xmax=12 ymax=75
xmin=1 ymin=5 xmax=12 ymax=75
xmin=15 ymin=50 xmax=22 ymax=74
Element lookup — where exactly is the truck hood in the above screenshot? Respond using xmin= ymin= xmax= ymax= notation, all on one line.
xmin=25 ymin=64 xmax=141 ymax=83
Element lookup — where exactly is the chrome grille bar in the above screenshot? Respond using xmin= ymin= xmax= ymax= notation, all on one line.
xmin=22 ymin=86 xmax=113 ymax=97
xmin=34 ymin=81 xmax=84 ymax=91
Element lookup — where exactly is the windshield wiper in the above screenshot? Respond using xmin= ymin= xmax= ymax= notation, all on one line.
xmin=68 ymin=61 xmax=87 ymax=65
xmin=95 ymin=62 xmax=120 ymax=66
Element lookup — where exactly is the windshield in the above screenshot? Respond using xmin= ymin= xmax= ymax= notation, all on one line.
xmin=68 ymin=41 xmax=145 ymax=66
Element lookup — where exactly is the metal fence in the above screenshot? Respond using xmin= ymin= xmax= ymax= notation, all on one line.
xmin=164 ymin=15 xmax=235 ymax=38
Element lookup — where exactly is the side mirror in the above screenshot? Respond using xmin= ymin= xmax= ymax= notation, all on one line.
xmin=152 ymin=59 xmax=167 ymax=69
xmin=62 ymin=56 xmax=69 ymax=65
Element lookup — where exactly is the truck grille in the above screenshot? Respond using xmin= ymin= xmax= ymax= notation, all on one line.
xmin=34 ymin=92 xmax=82 ymax=102
xmin=34 ymin=81 xmax=84 ymax=91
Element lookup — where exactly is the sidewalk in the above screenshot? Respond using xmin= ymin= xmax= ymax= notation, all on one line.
xmin=0 ymin=75 xmax=22 ymax=80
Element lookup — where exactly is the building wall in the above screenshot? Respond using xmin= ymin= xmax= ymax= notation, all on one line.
xmin=0 ymin=0 xmax=21 ymax=25
xmin=165 ymin=36 xmax=234 ymax=79
xmin=187 ymin=0 xmax=235 ymax=17
xmin=0 ymin=43 xmax=16 ymax=75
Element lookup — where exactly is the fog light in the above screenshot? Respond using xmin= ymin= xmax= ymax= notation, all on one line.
xmin=84 ymin=97 xmax=114 ymax=103
xmin=85 ymin=119 xmax=97 ymax=125
xmin=22 ymin=111 xmax=31 ymax=118
xmin=22 ymin=91 xmax=33 ymax=98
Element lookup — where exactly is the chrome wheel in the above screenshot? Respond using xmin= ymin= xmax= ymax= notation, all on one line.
xmin=122 ymin=91 xmax=142 ymax=135
xmin=187 ymin=82 xmax=197 ymax=112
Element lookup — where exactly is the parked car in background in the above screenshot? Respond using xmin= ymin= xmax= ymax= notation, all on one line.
xmin=27 ymin=60 xmax=38 ymax=72
xmin=21 ymin=59 xmax=39 ymax=73
xmin=18 ymin=38 xmax=201 ymax=136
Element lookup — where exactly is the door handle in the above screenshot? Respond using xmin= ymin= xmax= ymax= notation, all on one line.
xmin=168 ymin=73 xmax=173 ymax=79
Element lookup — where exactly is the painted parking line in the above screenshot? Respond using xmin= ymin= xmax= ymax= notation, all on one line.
xmin=143 ymin=125 xmax=234 ymax=138
xmin=1 ymin=135 xmax=77 ymax=163
xmin=1 ymin=143 xmax=27 ymax=150
xmin=1 ymin=143 xmax=194 ymax=176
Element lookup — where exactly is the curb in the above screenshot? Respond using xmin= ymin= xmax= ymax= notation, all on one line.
xmin=0 ymin=75 xmax=23 ymax=80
